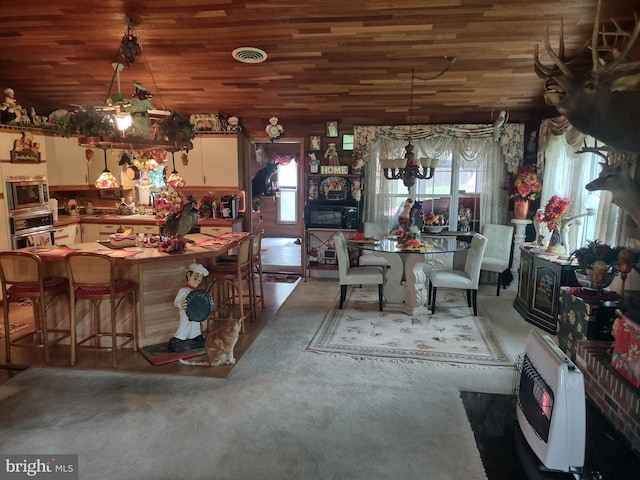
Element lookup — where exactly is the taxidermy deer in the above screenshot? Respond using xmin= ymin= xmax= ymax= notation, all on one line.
xmin=579 ymin=144 xmax=640 ymax=227
xmin=534 ymin=0 xmax=640 ymax=152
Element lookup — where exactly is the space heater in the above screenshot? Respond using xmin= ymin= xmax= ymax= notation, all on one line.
xmin=513 ymin=330 xmax=586 ymax=475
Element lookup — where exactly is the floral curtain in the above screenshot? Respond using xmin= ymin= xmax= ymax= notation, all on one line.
xmin=354 ymin=123 xmax=525 ymax=227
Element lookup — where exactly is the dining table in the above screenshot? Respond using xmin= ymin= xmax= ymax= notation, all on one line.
xmin=349 ymin=234 xmax=470 ymax=315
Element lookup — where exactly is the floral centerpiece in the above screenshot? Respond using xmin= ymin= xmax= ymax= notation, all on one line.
xmin=535 ymin=195 xmax=573 ymax=230
xmin=199 ymin=195 xmax=215 ymax=218
xmin=507 ymin=164 xmax=542 ymax=201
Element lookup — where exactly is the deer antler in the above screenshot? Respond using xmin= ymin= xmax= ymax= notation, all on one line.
xmin=575 ymin=139 xmax=611 ymax=164
xmin=591 ymin=0 xmax=640 ymax=70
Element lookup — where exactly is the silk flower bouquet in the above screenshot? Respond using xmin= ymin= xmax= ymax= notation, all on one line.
xmin=535 ymin=195 xmax=573 ymax=230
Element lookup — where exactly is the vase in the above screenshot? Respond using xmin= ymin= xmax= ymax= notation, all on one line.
xmin=547 ymin=227 xmax=566 ymax=255
xmin=514 ymin=199 xmax=529 ymax=219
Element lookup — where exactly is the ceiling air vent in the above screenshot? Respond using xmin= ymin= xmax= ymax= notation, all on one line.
xmin=232 ymin=47 xmax=268 ymax=64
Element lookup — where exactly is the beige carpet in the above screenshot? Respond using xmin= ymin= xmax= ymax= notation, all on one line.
xmin=0 ymin=279 xmax=544 ymax=480
xmin=308 ymin=288 xmax=508 ymax=366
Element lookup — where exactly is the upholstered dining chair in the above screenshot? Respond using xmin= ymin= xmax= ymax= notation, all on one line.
xmin=0 ymin=251 xmax=71 ymax=364
xmin=334 ymin=232 xmax=384 ymax=311
xmin=480 ymin=224 xmax=514 ymax=296
xmin=428 ymin=233 xmax=488 ymax=316
xmin=358 ymin=222 xmax=391 ymax=270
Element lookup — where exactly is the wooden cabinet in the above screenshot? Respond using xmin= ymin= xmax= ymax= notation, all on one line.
xmin=514 ymin=246 xmax=579 ymax=333
xmin=201 ymin=225 xmax=232 ymax=236
xmin=178 ymin=135 xmax=243 ymax=187
xmin=80 ymin=222 xmax=141 ymax=242
xmin=53 ymin=223 xmax=80 ymax=245
xmin=45 ymin=136 xmax=89 ymax=186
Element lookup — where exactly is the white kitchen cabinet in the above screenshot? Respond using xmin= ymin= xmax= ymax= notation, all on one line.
xmin=81 ymin=222 xmax=159 ymax=242
xmin=45 ymin=136 xmax=89 ymax=186
xmin=80 ymin=223 xmax=101 ymax=243
xmin=177 ymin=135 xmax=243 ymax=187
xmin=200 ymin=226 xmax=233 ymax=236
xmin=136 ymin=224 xmax=161 ymax=235
xmin=53 ymin=224 xmax=80 ymax=245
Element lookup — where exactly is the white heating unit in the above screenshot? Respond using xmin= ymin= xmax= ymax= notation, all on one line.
xmin=514 ymin=330 xmax=586 ymax=475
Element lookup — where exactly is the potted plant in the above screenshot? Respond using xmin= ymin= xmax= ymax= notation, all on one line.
xmin=569 ymin=240 xmax=625 ymax=273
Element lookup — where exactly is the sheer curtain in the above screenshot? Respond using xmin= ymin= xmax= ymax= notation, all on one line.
xmin=540 ymin=121 xmax=623 ymax=249
xmin=356 ymin=124 xmax=523 ymax=228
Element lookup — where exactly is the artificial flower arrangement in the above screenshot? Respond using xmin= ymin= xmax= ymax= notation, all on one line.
xmin=507 ymin=164 xmax=542 ymax=200
xmin=534 ymin=195 xmax=573 ymax=230
xmin=569 ymin=241 xmax=639 ymax=274
xmin=198 ymin=195 xmax=215 ymax=218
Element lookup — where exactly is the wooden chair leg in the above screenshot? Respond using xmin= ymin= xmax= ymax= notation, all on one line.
xmin=430 ymin=286 xmax=437 ymax=313
xmin=472 ymin=289 xmax=478 ymax=316
xmin=339 ymin=285 xmax=347 ymax=309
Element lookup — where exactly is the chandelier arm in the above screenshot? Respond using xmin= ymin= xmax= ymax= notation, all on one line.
xmin=140 ymin=47 xmax=166 ymax=111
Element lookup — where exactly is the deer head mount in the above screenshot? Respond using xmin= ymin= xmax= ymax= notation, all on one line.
xmin=534 ymin=0 xmax=640 ymax=152
xmin=577 ymin=141 xmax=640 ymax=227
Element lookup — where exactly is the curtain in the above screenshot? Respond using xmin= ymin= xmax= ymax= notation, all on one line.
xmin=356 ymin=123 xmax=524 ymax=227
xmin=539 ymin=118 xmax=625 ymax=248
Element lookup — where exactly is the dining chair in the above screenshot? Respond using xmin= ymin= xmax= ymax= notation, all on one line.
xmin=66 ymin=252 xmax=138 ymax=368
xmin=358 ymin=222 xmax=391 ymax=270
xmin=0 ymin=251 xmax=71 ymax=364
xmin=334 ymin=232 xmax=384 ymax=311
xmin=480 ymin=224 xmax=514 ymax=296
xmin=428 ymin=233 xmax=488 ymax=316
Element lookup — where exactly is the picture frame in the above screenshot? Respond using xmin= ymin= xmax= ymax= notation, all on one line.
xmin=309 ymin=135 xmax=321 ymax=151
xmin=325 ymin=121 xmax=339 ymax=138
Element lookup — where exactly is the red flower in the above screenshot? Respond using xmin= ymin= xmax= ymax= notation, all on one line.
xmin=507 ymin=164 xmax=542 ymax=200
xmin=537 ymin=195 xmax=573 ymax=230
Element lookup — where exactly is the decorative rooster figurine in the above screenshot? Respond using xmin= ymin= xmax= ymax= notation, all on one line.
xmin=159 ymin=196 xmax=199 ymax=253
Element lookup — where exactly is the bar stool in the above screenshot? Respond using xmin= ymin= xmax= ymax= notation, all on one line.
xmin=65 ymin=252 xmax=138 ymax=368
xmin=208 ymin=234 xmax=254 ymax=334
xmin=0 ymin=251 xmax=71 ymax=364
xmin=219 ymin=229 xmax=265 ymax=312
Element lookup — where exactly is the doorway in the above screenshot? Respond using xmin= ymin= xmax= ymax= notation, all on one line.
xmin=249 ymin=140 xmax=304 ymax=275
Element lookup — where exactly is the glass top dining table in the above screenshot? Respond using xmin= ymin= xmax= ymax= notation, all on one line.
xmin=348 ymin=235 xmax=471 ymax=315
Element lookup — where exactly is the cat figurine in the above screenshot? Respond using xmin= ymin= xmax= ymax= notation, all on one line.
xmin=251 ymin=163 xmax=278 ymax=198
xmin=178 ymin=318 xmax=242 ymax=366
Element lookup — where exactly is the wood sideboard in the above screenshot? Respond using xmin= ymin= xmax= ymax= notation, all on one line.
xmin=514 ymin=246 xmax=579 ymax=334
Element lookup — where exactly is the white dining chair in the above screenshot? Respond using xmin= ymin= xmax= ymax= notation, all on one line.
xmin=480 ymin=224 xmax=514 ymax=296
xmin=334 ymin=232 xmax=385 ymax=311
xmin=428 ymin=233 xmax=488 ymax=316
xmin=358 ymin=221 xmax=390 ymax=269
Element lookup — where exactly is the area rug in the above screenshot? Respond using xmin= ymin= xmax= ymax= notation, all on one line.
xmin=0 ymin=322 xmax=29 ymax=339
xmin=140 ymin=343 xmax=206 ymax=366
xmin=307 ymin=287 xmax=509 ymax=366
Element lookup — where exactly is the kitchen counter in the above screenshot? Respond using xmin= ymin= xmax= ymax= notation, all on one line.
xmin=22 ymin=231 xmax=250 ymax=347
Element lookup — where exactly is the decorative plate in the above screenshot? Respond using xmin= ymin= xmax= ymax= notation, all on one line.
xmin=185 ymin=289 xmax=214 ymax=322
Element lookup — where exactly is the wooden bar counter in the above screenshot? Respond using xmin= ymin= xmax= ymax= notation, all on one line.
xmin=20 ymin=232 xmax=250 ymax=348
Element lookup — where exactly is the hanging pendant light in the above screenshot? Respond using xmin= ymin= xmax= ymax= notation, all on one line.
xmin=95 ymin=148 xmax=121 ymax=189
xmin=165 ymin=150 xmax=186 ymax=188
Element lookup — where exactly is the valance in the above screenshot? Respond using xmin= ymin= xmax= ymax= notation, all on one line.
xmin=354 ymin=123 xmax=525 ymax=172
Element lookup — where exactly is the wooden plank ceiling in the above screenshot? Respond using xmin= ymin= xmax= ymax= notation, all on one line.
xmin=1 ymin=0 xmax=638 ymax=135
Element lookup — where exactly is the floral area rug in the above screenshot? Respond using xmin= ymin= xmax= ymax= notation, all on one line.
xmin=307 ymin=287 xmax=509 ymax=366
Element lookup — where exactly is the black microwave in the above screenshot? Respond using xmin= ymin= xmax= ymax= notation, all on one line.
xmin=305 ymin=202 xmax=360 ymax=230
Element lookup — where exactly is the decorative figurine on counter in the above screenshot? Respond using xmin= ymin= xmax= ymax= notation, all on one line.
xmin=168 ymin=263 xmax=213 ymax=353
xmin=324 ymin=143 xmax=340 ymax=166
xmin=265 ymin=116 xmax=284 ymax=142
xmin=1 ymin=87 xmax=28 ymax=124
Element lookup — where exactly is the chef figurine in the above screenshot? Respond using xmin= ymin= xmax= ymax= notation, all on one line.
xmin=168 ymin=263 xmax=210 ymax=352
xmin=265 ymin=116 xmax=284 ymax=142
xmin=324 ymin=143 xmax=340 ymax=166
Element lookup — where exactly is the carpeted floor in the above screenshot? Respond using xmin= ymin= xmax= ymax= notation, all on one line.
xmin=308 ymin=287 xmax=508 ymax=366
xmin=0 ymin=280 xmax=559 ymax=480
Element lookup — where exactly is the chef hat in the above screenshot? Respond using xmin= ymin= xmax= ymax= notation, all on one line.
xmin=188 ymin=263 xmax=209 ymax=277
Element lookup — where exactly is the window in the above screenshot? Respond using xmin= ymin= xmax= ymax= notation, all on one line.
xmin=277 ymin=160 xmax=298 ymax=223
